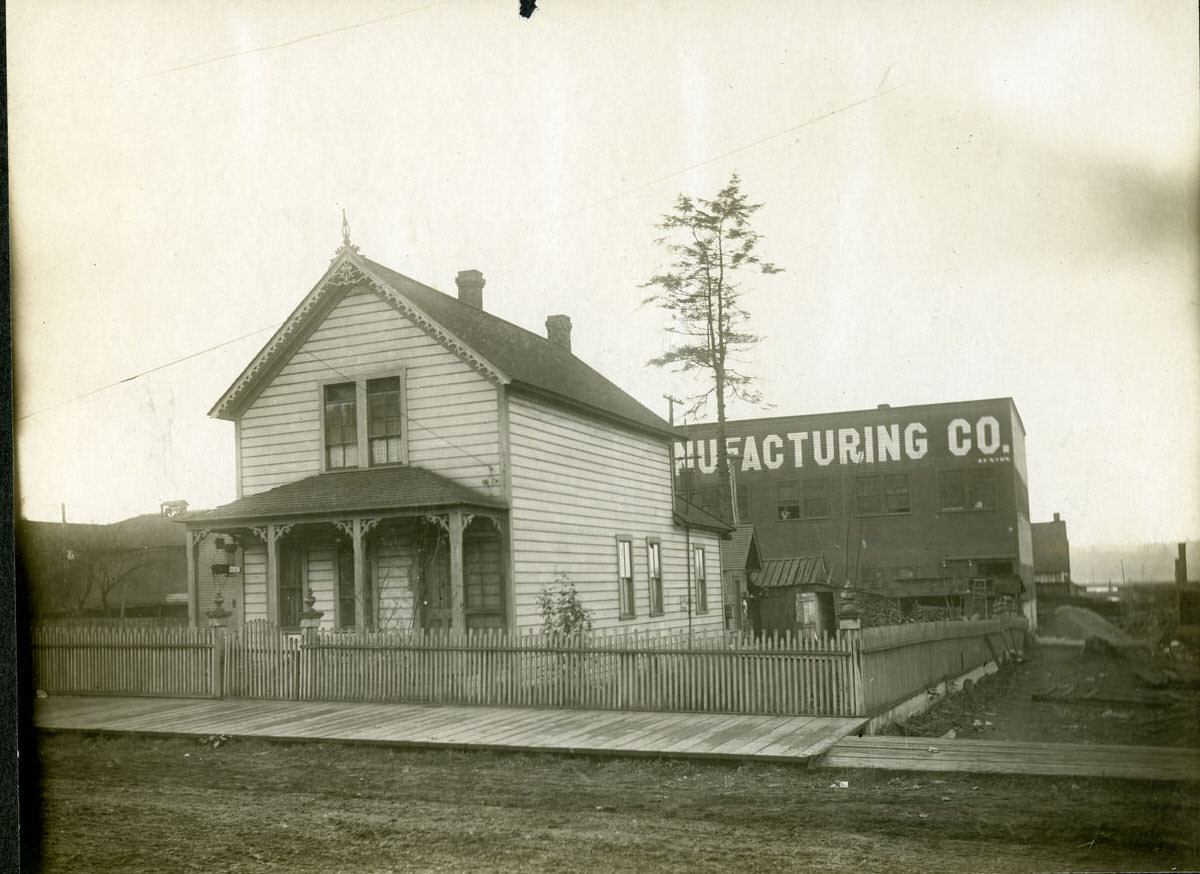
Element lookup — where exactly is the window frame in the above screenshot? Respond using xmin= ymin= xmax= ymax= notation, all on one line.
xmin=322 ymin=381 xmax=359 ymax=470
xmin=319 ymin=370 xmax=408 ymax=472
xmin=801 ymin=478 xmax=830 ymax=519
xmin=646 ymin=538 xmax=663 ymax=617
xmin=775 ymin=481 xmax=800 ymax=521
xmin=366 ymin=374 xmax=406 ymax=466
xmin=692 ymin=545 xmax=708 ymax=614
xmin=616 ymin=535 xmax=636 ymax=620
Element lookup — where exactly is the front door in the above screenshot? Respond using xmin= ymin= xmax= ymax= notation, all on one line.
xmin=278 ymin=545 xmax=304 ymax=629
xmin=419 ymin=541 xmax=452 ymax=630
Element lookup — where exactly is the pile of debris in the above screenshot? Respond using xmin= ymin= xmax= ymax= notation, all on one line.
xmin=1037 ymin=605 xmax=1148 ymax=657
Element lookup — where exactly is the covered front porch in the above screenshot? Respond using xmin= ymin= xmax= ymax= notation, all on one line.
xmin=181 ymin=467 xmax=510 ymax=633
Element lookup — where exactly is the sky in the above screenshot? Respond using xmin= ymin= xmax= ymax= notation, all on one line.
xmin=9 ymin=0 xmax=1199 ymax=550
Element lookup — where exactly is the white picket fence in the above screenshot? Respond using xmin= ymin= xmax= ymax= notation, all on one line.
xmin=30 ymin=618 xmax=1026 ymax=718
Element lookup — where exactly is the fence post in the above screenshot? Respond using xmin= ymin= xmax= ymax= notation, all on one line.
xmin=206 ymin=593 xmax=232 ymax=698
xmin=298 ymin=588 xmax=324 ymax=700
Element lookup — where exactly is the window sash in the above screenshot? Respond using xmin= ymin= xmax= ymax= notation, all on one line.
xmin=647 ymin=540 xmax=663 ymax=616
xmin=884 ymin=474 xmax=911 ymax=514
xmin=967 ymin=469 xmax=997 ymax=510
xmin=776 ymin=482 xmax=800 ymax=520
xmin=802 ymin=479 xmax=829 ymax=518
xmin=693 ymin=547 xmax=707 ymax=613
xmin=617 ymin=538 xmax=635 ymax=619
xmin=855 ymin=476 xmax=883 ymax=515
xmin=939 ymin=470 xmax=966 ymax=511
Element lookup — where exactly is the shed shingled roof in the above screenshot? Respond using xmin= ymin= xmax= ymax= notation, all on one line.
xmin=756 ymin=556 xmax=830 ymax=589
xmin=181 ymin=466 xmax=505 ymax=525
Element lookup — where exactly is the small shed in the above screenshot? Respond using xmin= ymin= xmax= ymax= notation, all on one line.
xmin=748 ymin=555 xmax=835 ymax=639
xmin=719 ymin=524 xmax=762 ymax=632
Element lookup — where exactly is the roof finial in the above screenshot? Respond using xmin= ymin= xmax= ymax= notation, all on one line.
xmin=336 ymin=208 xmax=359 ymax=256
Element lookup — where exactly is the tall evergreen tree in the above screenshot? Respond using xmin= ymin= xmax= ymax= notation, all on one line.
xmin=642 ymin=173 xmax=782 ymax=521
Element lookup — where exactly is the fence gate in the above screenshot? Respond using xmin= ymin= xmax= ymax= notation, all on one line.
xmin=221 ymin=623 xmax=300 ymax=699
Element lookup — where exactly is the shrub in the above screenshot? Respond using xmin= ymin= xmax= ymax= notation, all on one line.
xmin=537 ymin=576 xmax=593 ymax=638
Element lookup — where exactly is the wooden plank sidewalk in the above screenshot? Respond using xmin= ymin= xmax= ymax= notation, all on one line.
xmin=33 ymin=696 xmax=866 ymax=764
xmin=817 ymin=735 xmax=1200 ymax=781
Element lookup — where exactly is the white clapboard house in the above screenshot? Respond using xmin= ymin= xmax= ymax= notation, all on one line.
xmin=181 ymin=234 xmax=730 ymax=635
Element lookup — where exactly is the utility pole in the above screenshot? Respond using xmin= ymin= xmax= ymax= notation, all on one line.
xmin=662 ymin=394 xmax=682 ymax=427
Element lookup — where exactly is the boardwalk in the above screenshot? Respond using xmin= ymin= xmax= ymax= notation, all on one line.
xmin=34 ymin=695 xmax=865 ymax=763
xmin=818 ymin=735 xmax=1200 ymax=781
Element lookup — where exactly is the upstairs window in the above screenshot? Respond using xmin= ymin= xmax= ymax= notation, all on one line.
xmin=617 ymin=536 xmax=635 ymax=619
xmin=367 ymin=376 xmax=404 ymax=465
xmin=776 ymin=482 xmax=800 ymax=520
xmin=324 ymin=383 xmax=358 ymax=469
xmin=855 ymin=475 xmax=883 ymax=515
xmin=647 ymin=539 xmax=663 ymax=616
xmin=884 ymin=474 xmax=911 ymax=514
xmin=939 ymin=470 xmax=966 ymax=511
xmin=802 ymin=479 xmax=829 ymax=519
xmin=967 ymin=468 xmax=998 ymax=510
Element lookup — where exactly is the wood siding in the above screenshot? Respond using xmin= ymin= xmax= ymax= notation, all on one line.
xmin=242 ymin=544 xmax=267 ymax=623
xmin=237 ymin=287 xmax=501 ymax=497
xmin=507 ymin=393 xmax=723 ymax=634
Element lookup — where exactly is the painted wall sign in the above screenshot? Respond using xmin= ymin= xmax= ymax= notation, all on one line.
xmin=675 ymin=415 xmax=1012 ymax=474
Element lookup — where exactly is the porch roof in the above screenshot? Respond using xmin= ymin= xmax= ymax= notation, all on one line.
xmin=756 ymin=556 xmax=830 ymax=589
xmin=181 ymin=466 xmax=506 ymax=526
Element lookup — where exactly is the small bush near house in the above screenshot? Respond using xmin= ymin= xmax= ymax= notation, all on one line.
xmin=537 ymin=577 xmax=593 ymax=637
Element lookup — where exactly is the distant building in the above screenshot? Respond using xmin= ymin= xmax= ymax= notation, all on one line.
xmin=1032 ymin=512 xmax=1072 ymax=598
xmin=17 ymin=513 xmax=192 ymax=619
xmin=676 ymin=398 xmax=1035 ymax=625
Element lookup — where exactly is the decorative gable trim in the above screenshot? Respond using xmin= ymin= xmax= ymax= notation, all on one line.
xmin=209 ymin=252 xmax=509 ymax=420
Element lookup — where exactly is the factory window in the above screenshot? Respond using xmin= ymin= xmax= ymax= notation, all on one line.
xmin=776 ymin=482 xmax=800 ymax=520
xmin=857 ymin=474 xmax=910 ymax=515
xmin=855 ymin=475 xmax=883 ymax=515
xmin=939 ymin=468 xmax=997 ymax=512
xmin=939 ymin=470 xmax=966 ymax=512
xmin=967 ymin=469 xmax=998 ymax=510
xmin=884 ymin=474 xmax=911 ymax=513
xmin=802 ymin=479 xmax=829 ymax=519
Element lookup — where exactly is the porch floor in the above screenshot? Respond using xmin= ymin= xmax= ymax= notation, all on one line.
xmin=33 ymin=695 xmax=866 ymax=764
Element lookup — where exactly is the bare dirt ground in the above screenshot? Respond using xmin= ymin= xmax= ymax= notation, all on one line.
xmin=886 ymin=640 xmax=1200 ymax=748
xmin=26 ymin=728 xmax=1199 ymax=874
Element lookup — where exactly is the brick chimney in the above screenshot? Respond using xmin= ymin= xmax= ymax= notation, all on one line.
xmin=455 ymin=269 xmax=485 ymax=310
xmin=545 ymin=314 xmax=572 ymax=351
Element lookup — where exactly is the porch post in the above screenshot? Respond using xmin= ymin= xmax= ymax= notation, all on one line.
xmin=352 ymin=518 xmax=367 ymax=632
xmin=448 ymin=509 xmax=465 ymax=631
xmin=186 ymin=530 xmax=199 ymax=628
xmin=266 ymin=524 xmax=279 ymax=626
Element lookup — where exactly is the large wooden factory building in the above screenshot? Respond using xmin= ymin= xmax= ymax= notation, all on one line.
xmin=675 ymin=398 xmax=1035 ymax=625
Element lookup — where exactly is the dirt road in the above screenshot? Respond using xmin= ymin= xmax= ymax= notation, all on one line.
xmin=28 ymin=731 xmax=1198 ymax=873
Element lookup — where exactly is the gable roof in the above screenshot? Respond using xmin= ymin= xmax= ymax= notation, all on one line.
xmin=181 ymin=466 xmax=506 ymax=526
xmin=719 ymin=524 xmax=762 ymax=573
xmin=210 ymin=250 xmax=674 ymax=439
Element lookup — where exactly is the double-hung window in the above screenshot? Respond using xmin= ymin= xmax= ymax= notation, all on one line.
xmin=776 ymin=482 xmax=800 ymax=520
xmin=617 ymin=536 xmax=635 ymax=619
xmin=323 ymin=373 xmax=406 ymax=471
xmin=324 ymin=383 xmax=359 ymax=469
xmin=646 ymin=539 xmax=663 ymax=616
xmin=366 ymin=376 xmax=404 ymax=465
xmin=693 ymin=546 xmax=708 ymax=613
